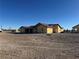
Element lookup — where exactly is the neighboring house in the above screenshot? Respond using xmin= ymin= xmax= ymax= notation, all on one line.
xmin=19 ymin=23 xmax=64 ymax=33
xmin=72 ymin=24 xmax=79 ymax=32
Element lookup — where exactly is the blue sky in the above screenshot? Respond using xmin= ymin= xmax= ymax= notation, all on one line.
xmin=0 ymin=0 xmax=79 ymax=29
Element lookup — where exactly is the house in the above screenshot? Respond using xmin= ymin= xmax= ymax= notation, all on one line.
xmin=19 ymin=23 xmax=64 ymax=33
xmin=72 ymin=24 xmax=79 ymax=32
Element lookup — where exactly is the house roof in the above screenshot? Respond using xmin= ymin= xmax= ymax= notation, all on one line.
xmin=19 ymin=23 xmax=63 ymax=29
xmin=48 ymin=24 xmax=63 ymax=29
xmin=19 ymin=25 xmax=36 ymax=30
xmin=73 ymin=24 xmax=79 ymax=28
xmin=19 ymin=26 xmax=27 ymax=29
xmin=35 ymin=23 xmax=63 ymax=29
xmin=35 ymin=22 xmax=48 ymax=27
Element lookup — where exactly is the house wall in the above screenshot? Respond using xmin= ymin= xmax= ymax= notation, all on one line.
xmin=53 ymin=25 xmax=58 ymax=33
xmin=77 ymin=27 xmax=79 ymax=32
xmin=35 ymin=25 xmax=47 ymax=33
xmin=47 ymin=27 xmax=53 ymax=34
xmin=53 ymin=25 xmax=63 ymax=33
xmin=57 ymin=26 xmax=64 ymax=33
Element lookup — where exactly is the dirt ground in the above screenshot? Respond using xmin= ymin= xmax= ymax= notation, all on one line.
xmin=0 ymin=32 xmax=79 ymax=59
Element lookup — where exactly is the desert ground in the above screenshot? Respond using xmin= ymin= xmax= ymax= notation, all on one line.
xmin=0 ymin=32 xmax=79 ymax=59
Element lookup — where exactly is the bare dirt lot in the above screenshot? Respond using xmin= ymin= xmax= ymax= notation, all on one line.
xmin=0 ymin=32 xmax=79 ymax=59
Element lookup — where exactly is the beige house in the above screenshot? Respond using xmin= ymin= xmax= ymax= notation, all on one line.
xmin=19 ymin=23 xmax=64 ymax=33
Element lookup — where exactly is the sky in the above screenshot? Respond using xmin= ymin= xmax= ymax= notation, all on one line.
xmin=0 ymin=0 xmax=79 ymax=29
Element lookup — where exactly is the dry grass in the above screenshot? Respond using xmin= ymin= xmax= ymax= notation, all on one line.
xmin=0 ymin=32 xmax=79 ymax=59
